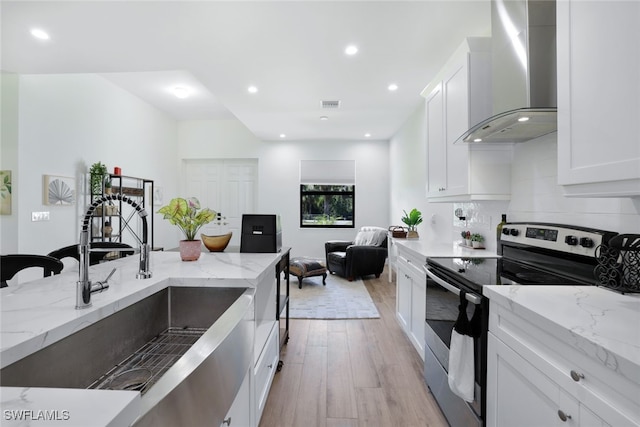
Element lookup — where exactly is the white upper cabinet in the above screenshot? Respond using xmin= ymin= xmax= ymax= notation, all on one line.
xmin=557 ymin=1 xmax=640 ymax=197
xmin=423 ymin=38 xmax=512 ymax=202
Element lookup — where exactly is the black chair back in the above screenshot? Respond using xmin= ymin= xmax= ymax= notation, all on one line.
xmin=0 ymin=254 xmax=64 ymax=288
xmin=48 ymin=242 xmax=135 ymax=266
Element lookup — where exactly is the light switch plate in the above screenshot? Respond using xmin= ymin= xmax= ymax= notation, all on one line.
xmin=31 ymin=211 xmax=50 ymax=221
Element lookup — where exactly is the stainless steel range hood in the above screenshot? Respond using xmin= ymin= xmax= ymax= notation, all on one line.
xmin=459 ymin=0 xmax=557 ymax=144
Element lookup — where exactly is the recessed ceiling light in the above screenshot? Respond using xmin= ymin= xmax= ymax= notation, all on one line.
xmin=172 ymin=86 xmax=191 ymax=99
xmin=280 ymin=134 xmax=286 ymax=138
xmin=388 ymin=83 xmax=399 ymax=91
xmin=474 ymin=138 xmax=483 ymax=142
xmin=345 ymin=45 xmax=358 ymax=56
xmin=518 ymin=116 xmax=530 ymax=122
xmin=30 ymin=28 xmax=50 ymax=40
xmin=320 ymin=116 xmax=329 ymax=121
xmin=364 ymin=133 xmax=372 ymax=138
xmin=248 ymin=86 xmax=258 ymax=94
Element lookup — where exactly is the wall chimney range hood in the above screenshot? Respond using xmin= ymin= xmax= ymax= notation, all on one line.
xmin=459 ymin=0 xmax=557 ymax=144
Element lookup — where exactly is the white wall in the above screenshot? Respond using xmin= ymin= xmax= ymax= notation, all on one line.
xmin=0 ymin=73 xmax=20 ymax=254
xmin=507 ymin=133 xmax=640 ymax=233
xmin=12 ymin=74 xmax=179 ymax=259
xmin=178 ymin=119 xmax=390 ymax=259
xmin=259 ymin=139 xmax=389 ymax=258
xmin=389 ymin=100 xmax=455 ymax=245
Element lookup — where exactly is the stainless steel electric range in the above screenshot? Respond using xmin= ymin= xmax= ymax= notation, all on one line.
xmin=423 ymin=223 xmax=618 ymax=427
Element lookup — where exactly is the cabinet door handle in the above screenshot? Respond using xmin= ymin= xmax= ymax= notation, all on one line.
xmin=267 ymin=363 xmax=273 ymax=369
xmin=222 ymin=417 xmax=232 ymax=426
xmin=557 ymin=410 xmax=572 ymax=422
xmin=570 ymin=370 xmax=584 ymax=382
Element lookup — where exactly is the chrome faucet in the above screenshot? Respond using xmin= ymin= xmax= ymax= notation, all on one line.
xmin=76 ymin=194 xmax=152 ymax=309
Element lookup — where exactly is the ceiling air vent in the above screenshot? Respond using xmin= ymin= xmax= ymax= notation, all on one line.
xmin=321 ymin=100 xmax=341 ymax=109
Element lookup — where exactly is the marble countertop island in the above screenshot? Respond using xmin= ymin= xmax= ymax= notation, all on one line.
xmin=0 ymin=250 xmax=284 ymax=426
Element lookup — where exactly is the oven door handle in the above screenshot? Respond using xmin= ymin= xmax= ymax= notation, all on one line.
xmin=423 ymin=265 xmax=482 ymax=305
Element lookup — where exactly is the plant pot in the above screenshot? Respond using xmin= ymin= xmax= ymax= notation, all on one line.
xmin=179 ymin=240 xmax=202 ymax=261
xmin=472 ymin=241 xmax=482 ymax=248
xmin=465 ymin=239 xmax=472 ymax=246
xmin=407 ymin=230 xmax=419 ymax=239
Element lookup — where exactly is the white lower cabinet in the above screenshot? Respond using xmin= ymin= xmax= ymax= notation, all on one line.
xmin=254 ymin=322 xmax=279 ymax=425
xmin=221 ymin=367 xmax=251 ymax=427
xmin=486 ymin=301 xmax=638 ymax=427
xmin=395 ymin=247 xmax=426 ymax=359
xmin=488 ymin=333 xmax=610 ymax=427
xmin=396 ymin=261 xmax=412 ymax=331
xmin=245 ymin=258 xmax=284 ymax=427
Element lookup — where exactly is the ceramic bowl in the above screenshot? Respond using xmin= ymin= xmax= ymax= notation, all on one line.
xmin=201 ymin=232 xmax=233 ymax=252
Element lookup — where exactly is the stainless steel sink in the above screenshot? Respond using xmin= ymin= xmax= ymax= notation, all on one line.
xmin=0 ymin=285 xmax=254 ymax=427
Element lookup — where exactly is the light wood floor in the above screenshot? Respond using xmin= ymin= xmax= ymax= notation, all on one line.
xmin=259 ymin=269 xmax=448 ymax=427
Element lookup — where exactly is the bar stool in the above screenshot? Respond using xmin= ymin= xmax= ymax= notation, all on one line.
xmin=0 ymin=254 xmax=64 ymax=288
xmin=48 ymin=242 xmax=135 ymax=266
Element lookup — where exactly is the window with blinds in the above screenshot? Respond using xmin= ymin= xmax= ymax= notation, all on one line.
xmin=299 ymin=160 xmax=355 ymax=228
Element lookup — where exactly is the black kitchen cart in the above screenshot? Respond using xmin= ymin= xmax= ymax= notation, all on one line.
xmin=276 ymin=249 xmax=290 ymax=371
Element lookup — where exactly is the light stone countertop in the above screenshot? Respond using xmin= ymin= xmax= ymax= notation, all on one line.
xmin=0 ymin=250 xmax=284 ymax=426
xmin=392 ymin=238 xmax=500 ymax=260
xmin=483 ymin=285 xmax=640 ymax=386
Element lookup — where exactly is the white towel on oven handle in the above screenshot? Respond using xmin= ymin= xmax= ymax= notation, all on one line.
xmin=448 ymin=290 xmax=475 ymax=402
xmin=448 ymin=328 xmax=475 ymax=402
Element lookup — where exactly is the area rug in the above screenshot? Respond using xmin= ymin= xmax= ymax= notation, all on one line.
xmin=288 ymin=273 xmax=380 ymax=319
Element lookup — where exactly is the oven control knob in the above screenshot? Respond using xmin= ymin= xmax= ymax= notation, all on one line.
xmin=509 ymin=228 xmax=519 ymax=236
xmin=579 ymin=237 xmax=594 ymax=248
xmin=565 ymin=235 xmax=578 ymax=246
xmin=502 ymin=228 xmax=510 ymax=235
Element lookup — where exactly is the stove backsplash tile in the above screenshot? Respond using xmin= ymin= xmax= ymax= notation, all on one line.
xmin=451 ymin=134 xmax=639 ymax=251
xmin=508 ymin=135 xmax=639 ymax=234
xmin=453 ymin=201 xmax=509 ymax=252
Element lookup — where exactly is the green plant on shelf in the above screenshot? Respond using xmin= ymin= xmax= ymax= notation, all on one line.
xmin=471 ymin=233 xmax=484 ymax=242
xmin=89 ymin=161 xmax=108 ymax=198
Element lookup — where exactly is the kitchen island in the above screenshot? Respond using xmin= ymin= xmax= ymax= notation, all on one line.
xmin=0 ymin=250 xmax=286 ymax=426
xmin=484 ymin=285 xmax=640 ymax=426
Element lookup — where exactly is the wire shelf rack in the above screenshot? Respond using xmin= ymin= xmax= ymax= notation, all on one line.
xmin=88 ymin=327 xmax=207 ymax=394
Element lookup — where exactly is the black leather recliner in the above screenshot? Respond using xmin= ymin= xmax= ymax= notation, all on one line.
xmin=325 ymin=226 xmax=388 ymax=281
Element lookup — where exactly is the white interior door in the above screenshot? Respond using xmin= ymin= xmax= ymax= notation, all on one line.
xmin=183 ymin=159 xmax=258 ymax=248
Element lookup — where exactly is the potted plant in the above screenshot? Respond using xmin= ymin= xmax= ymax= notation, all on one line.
xmin=471 ymin=233 xmax=484 ymax=248
xmin=104 ymin=176 xmax=113 ymax=195
xmin=89 ymin=162 xmax=107 ymax=199
xmin=401 ymin=208 xmax=423 ymax=239
xmin=462 ymin=231 xmax=472 ymax=246
xmin=157 ymin=197 xmax=216 ymax=261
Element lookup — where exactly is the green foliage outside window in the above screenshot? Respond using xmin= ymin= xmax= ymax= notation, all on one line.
xmin=300 ymin=185 xmax=354 ymax=228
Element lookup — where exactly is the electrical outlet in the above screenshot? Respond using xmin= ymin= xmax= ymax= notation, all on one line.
xmin=31 ymin=211 xmax=50 ymax=221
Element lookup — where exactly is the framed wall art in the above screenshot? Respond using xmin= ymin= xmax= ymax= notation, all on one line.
xmin=0 ymin=170 xmax=12 ymax=215
xmin=44 ymin=175 xmax=75 ymax=205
